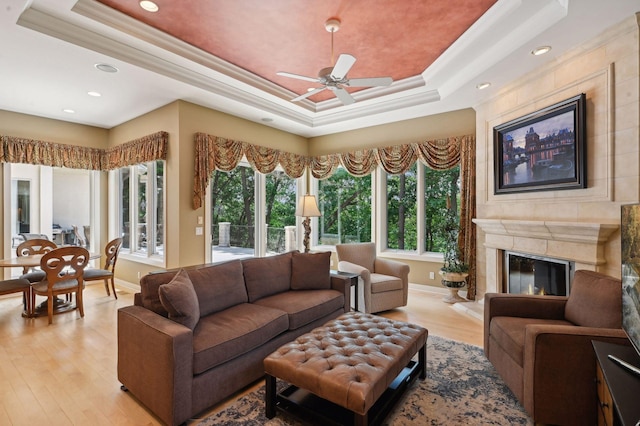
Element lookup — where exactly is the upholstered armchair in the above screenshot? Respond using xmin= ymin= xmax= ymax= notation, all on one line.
xmin=336 ymin=242 xmax=409 ymax=313
xmin=484 ymin=270 xmax=630 ymax=426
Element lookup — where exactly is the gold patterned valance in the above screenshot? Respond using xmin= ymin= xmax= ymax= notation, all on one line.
xmin=0 ymin=131 xmax=168 ymax=171
xmin=0 ymin=136 xmax=103 ymax=170
xmin=192 ymin=132 xmax=474 ymax=209
xmin=103 ymin=131 xmax=168 ymax=170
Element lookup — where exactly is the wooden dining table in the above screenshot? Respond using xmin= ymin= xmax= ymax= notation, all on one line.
xmin=0 ymin=251 xmax=101 ymax=318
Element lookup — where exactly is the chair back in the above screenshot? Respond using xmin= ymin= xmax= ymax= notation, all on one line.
xmin=335 ymin=242 xmax=376 ymax=272
xmin=40 ymin=246 xmax=90 ymax=290
xmin=16 ymin=238 xmax=57 ymax=257
xmin=564 ymin=270 xmax=622 ymax=328
xmin=104 ymin=237 xmax=123 ymax=272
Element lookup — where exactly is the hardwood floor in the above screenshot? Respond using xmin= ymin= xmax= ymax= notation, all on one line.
xmin=0 ymin=282 xmax=483 ymax=425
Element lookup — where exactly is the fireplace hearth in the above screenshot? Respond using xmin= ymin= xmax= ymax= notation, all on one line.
xmin=505 ymin=251 xmax=574 ymax=296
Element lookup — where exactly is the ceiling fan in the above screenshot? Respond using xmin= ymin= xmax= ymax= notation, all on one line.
xmin=277 ymin=18 xmax=393 ymax=105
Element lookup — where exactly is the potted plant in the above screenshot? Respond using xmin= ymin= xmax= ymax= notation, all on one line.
xmin=439 ymin=208 xmax=469 ymax=303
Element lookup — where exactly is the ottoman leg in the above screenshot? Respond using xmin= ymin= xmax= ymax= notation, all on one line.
xmin=265 ymin=374 xmax=277 ymax=419
xmin=418 ymin=343 xmax=427 ymax=379
xmin=354 ymin=411 xmax=368 ymax=426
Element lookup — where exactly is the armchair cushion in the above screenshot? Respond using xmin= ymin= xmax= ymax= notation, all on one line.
xmin=370 ymin=273 xmax=403 ymax=293
xmin=489 ymin=316 xmax=572 ymax=367
xmin=291 ymin=251 xmax=331 ymax=290
xmin=158 ymin=269 xmax=200 ymax=330
xmin=564 ymin=270 xmax=622 ymax=328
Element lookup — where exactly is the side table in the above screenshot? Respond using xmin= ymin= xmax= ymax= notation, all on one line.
xmin=331 ymin=271 xmax=359 ymax=312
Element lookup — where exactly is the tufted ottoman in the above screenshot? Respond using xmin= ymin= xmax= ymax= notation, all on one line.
xmin=264 ymin=312 xmax=428 ymax=426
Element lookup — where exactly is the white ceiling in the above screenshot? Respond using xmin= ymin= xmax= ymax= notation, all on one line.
xmin=0 ymin=0 xmax=638 ymax=138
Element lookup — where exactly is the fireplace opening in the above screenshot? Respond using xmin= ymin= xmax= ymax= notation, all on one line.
xmin=504 ymin=251 xmax=574 ymax=296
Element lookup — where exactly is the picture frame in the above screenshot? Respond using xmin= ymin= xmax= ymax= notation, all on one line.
xmin=493 ymin=93 xmax=586 ymax=194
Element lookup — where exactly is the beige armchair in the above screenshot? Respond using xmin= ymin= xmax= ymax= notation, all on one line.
xmin=336 ymin=242 xmax=409 ymax=313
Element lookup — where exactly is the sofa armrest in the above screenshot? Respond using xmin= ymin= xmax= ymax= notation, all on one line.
xmin=117 ymin=305 xmax=194 ymax=426
xmin=522 ymin=324 xmax=629 ymax=425
xmin=374 ymin=257 xmax=409 ymax=282
xmin=330 ymin=274 xmax=351 ymax=312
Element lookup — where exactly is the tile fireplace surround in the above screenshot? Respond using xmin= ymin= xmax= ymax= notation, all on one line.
xmin=473 ymin=219 xmax=619 ymax=295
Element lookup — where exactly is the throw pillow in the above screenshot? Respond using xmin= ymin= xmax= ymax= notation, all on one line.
xmin=158 ymin=269 xmax=200 ymax=330
xmin=291 ymin=251 xmax=331 ymax=290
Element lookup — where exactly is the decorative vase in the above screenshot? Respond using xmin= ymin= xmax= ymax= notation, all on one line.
xmin=439 ymin=271 xmax=468 ymax=304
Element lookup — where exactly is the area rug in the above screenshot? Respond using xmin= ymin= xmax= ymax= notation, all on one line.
xmin=198 ymin=335 xmax=533 ymax=425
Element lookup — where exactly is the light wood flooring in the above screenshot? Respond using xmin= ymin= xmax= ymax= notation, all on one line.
xmin=0 ymin=282 xmax=483 ymax=425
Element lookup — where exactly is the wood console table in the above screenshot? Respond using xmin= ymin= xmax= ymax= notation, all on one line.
xmin=593 ymin=341 xmax=640 ymax=426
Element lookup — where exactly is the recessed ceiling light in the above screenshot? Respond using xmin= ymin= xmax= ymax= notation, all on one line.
xmin=63 ymin=109 xmax=75 ymax=114
xmin=531 ymin=46 xmax=551 ymax=56
xmin=139 ymin=1 xmax=159 ymax=12
xmin=94 ymin=63 xmax=119 ymax=73
xmin=87 ymin=91 xmax=101 ymax=97
xmin=476 ymin=82 xmax=491 ymax=90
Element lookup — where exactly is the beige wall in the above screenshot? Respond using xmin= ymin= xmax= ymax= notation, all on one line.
xmin=308 ymin=108 xmax=476 ymax=155
xmin=474 ymin=15 xmax=639 ymax=299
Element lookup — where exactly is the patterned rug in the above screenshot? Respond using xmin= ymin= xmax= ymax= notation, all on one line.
xmin=198 ymin=335 xmax=533 ymax=425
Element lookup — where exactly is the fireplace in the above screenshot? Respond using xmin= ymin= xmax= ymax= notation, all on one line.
xmin=472 ymin=219 xmax=619 ymax=298
xmin=504 ymin=251 xmax=574 ymax=296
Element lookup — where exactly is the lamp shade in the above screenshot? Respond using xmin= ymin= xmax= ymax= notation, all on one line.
xmin=296 ymin=195 xmax=321 ymax=217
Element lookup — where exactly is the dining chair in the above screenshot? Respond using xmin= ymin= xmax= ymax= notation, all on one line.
xmin=84 ymin=237 xmax=122 ymax=299
xmin=16 ymin=238 xmax=57 ymax=282
xmin=0 ymin=278 xmax=32 ymax=316
xmin=31 ymin=246 xmax=89 ymax=324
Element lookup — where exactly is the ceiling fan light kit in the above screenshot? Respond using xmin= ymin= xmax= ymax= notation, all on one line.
xmin=277 ymin=18 xmax=393 ymax=105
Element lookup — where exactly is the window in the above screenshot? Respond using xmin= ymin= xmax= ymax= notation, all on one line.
xmin=209 ymin=163 xmax=298 ymax=261
xmin=386 ymin=163 xmax=417 ymax=251
xmin=117 ymin=160 xmax=164 ymax=258
xmin=381 ymin=162 xmax=460 ymax=255
xmin=318 ymin=167 xmax=371 ymax=245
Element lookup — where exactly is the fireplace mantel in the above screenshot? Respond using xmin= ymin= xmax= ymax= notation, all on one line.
xmin=473 ymin=219 xmax=618 ymax=245
xmin=473 ymin=218 xmax=619 ymax=294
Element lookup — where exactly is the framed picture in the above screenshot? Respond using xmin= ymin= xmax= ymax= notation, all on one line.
xmin=493 ymin=93 xmax=586 ymax=194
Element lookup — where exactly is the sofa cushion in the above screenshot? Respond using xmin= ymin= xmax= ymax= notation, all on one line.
xmin=243 ymin=252 xmax=292 ymax=302
xmin=253 ymin=289 xmax=344 ymax=330
xmin=370 ymin=273 xmax=403 ymax=293
xmin=187 ymin=260 xmax=247 ymax=316
xmin=158 ymin=269 xmax=200 ymax=330
xmin=490 ymin=316 xmax=573 ymax=367
xmin=291 ymin=251 xmax=331 ymax=290
xmin=140 ymin=270 xmax=179 ymax=316
xmin=192 ymin=303 xmax=288 ymax=374
xmin=564 ymin=270 xmax=622 ymax=328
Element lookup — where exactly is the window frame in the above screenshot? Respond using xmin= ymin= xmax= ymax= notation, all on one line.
xmin=113 ymin=160 xmax=165 ymax=265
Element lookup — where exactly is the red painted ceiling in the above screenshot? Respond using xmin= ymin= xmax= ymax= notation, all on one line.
xmin=97 ymin=0 xmax=496 ymax=102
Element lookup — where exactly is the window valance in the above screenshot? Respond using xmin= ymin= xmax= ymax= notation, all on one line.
xmin=103 ymin=131 xmax=168 ymax=170
xmin=0 ymin=131 xmax=168 ymax=171
xmin=192 ymin=132 xmax=473 ymax=209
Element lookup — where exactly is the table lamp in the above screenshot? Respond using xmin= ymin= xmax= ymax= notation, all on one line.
xmin=296 ymin=195 xmax=321 ymax=253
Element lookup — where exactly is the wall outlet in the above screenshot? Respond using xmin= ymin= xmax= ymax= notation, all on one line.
xmin=137 ymin=271 xmax=141 ymax=279
xmin=429 ymin=271 xmax=435 ymax=280
xmin=197 ymin=216 xmax=203 ymax=225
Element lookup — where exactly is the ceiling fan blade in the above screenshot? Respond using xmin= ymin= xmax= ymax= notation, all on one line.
xmin=347 ymin=77 xmax=393 ymax=87
xmin=277 ymin=71 xmax=320 ymax=83
xmin=291 ymin=87 xmax=327 ymax=102
xmin=334 ymin=87 xmax=355 ymax=105
xmin=330 ymin=54 xmax=356 ymax=80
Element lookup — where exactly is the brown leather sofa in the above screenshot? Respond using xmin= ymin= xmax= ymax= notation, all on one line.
xmin=118 ymin=251 xmax=350 ymax=426
xmin=484 ymin=270 xmax=630 ymax=426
